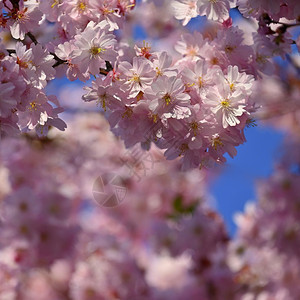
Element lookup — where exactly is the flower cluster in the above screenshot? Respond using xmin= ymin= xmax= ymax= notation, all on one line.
xmin=171 ymin=0 xmax=236 ymax=24
xmin=229 ymin=163 xmax=300 ymax=299
xmin=0 ymin=0 xmax=134 ymax=138
xmin=0 ymin=40 xmax=66 ymax=137
xmin=0 ymin=113 xmax=238 ymax=299
xmin=0 ymin=0 xmax=299 ymax=170
xmin=83 ymin=29 xmax=256 ymax=169
xmin=0 ymin=0 xmax=300 ymax=299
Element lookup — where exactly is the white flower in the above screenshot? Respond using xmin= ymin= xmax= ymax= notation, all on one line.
xmin=197 ymin=0 xmax=232 ymax=21
xmin=72 ymin=21 xmax=117 ymax=75
xmin=223 ymin=65 xmax=254 ymax=95
xmin=152 ymin=51 xmax=177 ymax=78
xmin=118 ymin=57 xmax=156 ymax=98
xmin=181 ymin=59 xmax=220 ymax=95
xmin=171 ymin=0 xmax=199 ymax=26
xmin=146 ymin=76 xmax=191 ymax=121
xmin=205 ymin=83 xmax=247 ymax=128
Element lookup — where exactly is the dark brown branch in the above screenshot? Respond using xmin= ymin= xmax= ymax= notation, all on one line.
xmin=26 ymin=32 xmax=38 ymax=45
xmin=105 ymin=60 xmax=113 ymax=72
xmin=6 ymin=48 xmax=66 ymax=68
xmin=100 ymin=68 xmax=109 ymax=76
xmin=7 ymin=47 xmax=114 ymax=75
xmin=7 ymin=49 xmax=16 ymax=55
xmin=99 ymin=61 xmax=113 ymax=76
xmin=51 ymin=52 xmax=67 ymax=68
xmin=9 ymin=0 xmax=20 ymax=10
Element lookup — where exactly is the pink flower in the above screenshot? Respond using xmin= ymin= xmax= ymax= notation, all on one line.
xmin=39 ymin=0 xmax=65 ymax=22
xmin=55 ymin=41 xmax=90 ymax=82
xmin=118 ymin=57 xmax=156 ymax=98
xmin=18 ymin=91 xmax=66 ymax=136
xmin=221 ymin=65 xmax=254 ymax=95
xmin=65 ymin=0 xmax=92 ymax=20
xmin=8 ymin=3 xmax=43 ymax=40
xmin=175 ymin=32 xmax=206 ymax=61
xmin=82 ymin=78 xmax=121 ymax=112
xmin=180 ymin=59 xmax=220 ymax=96
xmin=204 ymin=82 xmax=247 ymax=128
xmin=12 ymin=42 xmax=55 ymax=88
xmin=198 ymin=0 xmax=232 ymax=21
xmin=90 ymin=0 xmax=122 ymax=31
xmin=72 ymin=21 xmax=118 ymax=75
xmin=171 ymin=0 xmax=199 ymax=26
xmin=31 ymin=44 xmax=56 ymax=88
xmin=152 ymin=51 xmax=177 ymax=78
xmin=146 ymin=76 xmax=191 ymax=122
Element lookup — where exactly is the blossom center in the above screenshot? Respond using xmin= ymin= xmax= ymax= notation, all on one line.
xmin=17 ymin=57 xmax=28 ymax=69
xmin=187 ymin=46 xmax=197 ymax=57
xmin=221 ymin=99 xmax=230 ymax=108
xmin=163 ymin=93 xmax=172 ymax=105
xmin=97 ymin=94 xmax=107 ymax=111
xmin=212 ymin=137 xmax=223 ymax=150
xmin=51 ymin=0 xmax=60 ymax=8
xmin=225 ymin=45 xmax=236 ymax=53
xmin=198 ymin=77 xmax=204 ymax=88
xmin=190 ymin=121 xmax=199 ymax=135
xmin=140 ymin=41 xmax=152 ymax=59
xmin=179 ymin=143 xmax=189 ymax=156
xmin=29 ymin=102 xmax=38 ymax=111
xmin=122 ymin=107 xmax=133 ymax=119
xmin=15 ymin=8 xmax=29 ymax=22
xmin=19 ymin=202 xmax=28 ymax=212
xmin=77 ymin=2 xmax=87 ymax=12
xmin=130 ymin=74 xmax=140 ymax=82
xmin=90 ymin=47 xmax=105 ymax=56
xmin=256 ymin=54 xmax=268 ymax=64
xmin=156 ymin=67 xmax=163 ymax=76
xmin=210 ymin=57 xmax=219 ymax=65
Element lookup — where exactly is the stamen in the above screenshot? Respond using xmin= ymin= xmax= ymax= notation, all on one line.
xmin=90 ymin=47 xmax=106 ymax=56
xmin=163 ymin=93 xmax=171 ymax=105
xmin=221 ymin=99 xmax=230 ymax=108
xmin=212 ymin=137 xmax=223 ymax=150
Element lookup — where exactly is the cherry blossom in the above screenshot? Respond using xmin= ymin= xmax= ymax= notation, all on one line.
xmin=0 ymin=1 xmax=299 ymax=298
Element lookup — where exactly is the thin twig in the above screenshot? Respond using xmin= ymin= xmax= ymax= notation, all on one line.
xmin=26 ymin=32 xmax=38 ymax=45
xmin=51 ymin=52 xmax=67 ymax=68
xmin=9 ymin=0 xmax=20 ymax=10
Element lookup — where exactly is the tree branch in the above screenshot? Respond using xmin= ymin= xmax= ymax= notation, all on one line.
xmin=51 ymin=52 xmax=67 ymax=68
xmin=9 ymin=0 xmax=20 ymax=10
xmin=26 ymin=32 xmax=38 ymax=45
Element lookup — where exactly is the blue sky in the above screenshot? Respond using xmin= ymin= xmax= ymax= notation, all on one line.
xmin=211 ymin=125 xmax=284 ymax=235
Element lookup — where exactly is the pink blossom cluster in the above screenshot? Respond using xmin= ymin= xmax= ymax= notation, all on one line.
xmin=253 ymin=65 xmax=300 ymax=136
xmin=0 ymin=0 xmax=300 ymax=298
xmin=0 ymin=0 xmax=135 ymax=41
xmin=170 ymin=0 xmax=300 ymax=28
xmin=0 ymin=0 xmax=299 ymax=170
xmin=237 ymin=0 xmax=300 ymax=20
xmin=0 ymin=40 xmax=66 ymax=137
xmin=229 ymin=163 xmax=300 ymax=299
xmin=82 ymin=25 xmax=258 ymax=169
xmin=169 ymin=0 xmax=298 ymax=83
xmin=78 ymin=0 xmax=299 ymax=169
xmin=0 ymin=113 xmax=239 ymax=299
xmin=2 ymin=112 xmax=300 ymax=299
xmin=0 ymin=0 xmax=134 ymax=138
xmin=171 ymin=0 xmax=236 ymax=24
